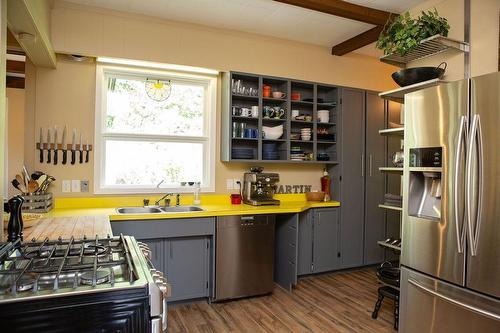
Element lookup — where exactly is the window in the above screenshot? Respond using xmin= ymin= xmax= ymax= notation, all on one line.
xmin=95 ymin=62 xmax=217 ymax=193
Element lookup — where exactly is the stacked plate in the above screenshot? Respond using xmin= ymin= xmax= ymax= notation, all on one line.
xmin=300 ymin=128 xmax=311 ymax=141
xmin=263 ymin=143 xmax=280 ymax=160
xmin=290 ymin=146 xmax=305 ymax=161
xmin=318 ymin=110 xmax=330 ymax=123
xmin=232 ymin=148 xmax=254 ymax=159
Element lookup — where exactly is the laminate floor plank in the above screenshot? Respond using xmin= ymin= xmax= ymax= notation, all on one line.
xmin=168 ymin=268 xmax=397 ymax=333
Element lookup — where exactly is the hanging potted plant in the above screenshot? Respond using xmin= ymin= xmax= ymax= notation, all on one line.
xmin=377 ymin=9 xmax=450 ymax=56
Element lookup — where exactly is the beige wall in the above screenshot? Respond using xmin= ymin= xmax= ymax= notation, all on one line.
xmin=21 ymin=1 xmax=399 ymax=197
xmin=6 ymin=88 xmax=25 ymax=197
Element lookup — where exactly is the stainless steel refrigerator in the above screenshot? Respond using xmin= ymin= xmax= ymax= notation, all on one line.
xmin=400 ymin=71 xmax=500 ymax=332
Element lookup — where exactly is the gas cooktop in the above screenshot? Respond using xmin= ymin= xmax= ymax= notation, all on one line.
xmin=0 ymin=235 xmax=146 ymax=303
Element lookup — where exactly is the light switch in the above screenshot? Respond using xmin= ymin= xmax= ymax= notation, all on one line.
xmin=62 ymin=180 xmax=71 ymax=193
xmin=71 ymin=180 xmax=81 ymax=192
xmin=226 ymin=179 xmax=233 ymax=190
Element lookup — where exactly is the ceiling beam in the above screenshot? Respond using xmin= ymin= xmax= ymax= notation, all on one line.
xmin=331 ymin=25 xmax=383 ymax=56
xmin=273 ymin=0 xmax=394 ymax=26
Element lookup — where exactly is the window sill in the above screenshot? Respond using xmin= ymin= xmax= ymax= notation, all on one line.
xmin=94 ymin=186 xmax=215 ymax=195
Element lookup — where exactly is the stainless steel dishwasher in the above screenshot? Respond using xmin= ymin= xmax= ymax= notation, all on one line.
xmin=215 ymin=215 xmax=275 ymax=301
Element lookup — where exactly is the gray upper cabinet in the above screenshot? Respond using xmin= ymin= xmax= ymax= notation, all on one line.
xmin=339 ymin=88 xmax=365 ymax=268
xmin=297 ymin=208 xmax=340 ymax=275
xmin=363 ymin=91 xmax=386 ymax=265
xmin=221 ymin=71 xmax=340 ymax=164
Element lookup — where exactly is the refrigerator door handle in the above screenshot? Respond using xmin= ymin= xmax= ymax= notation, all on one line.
xmin=453 ymin=116 xmax=467 ymax=254
xmin=466 ymin=114 xmax=483 ymax=257
xmin=408 ymin=278 xmax=500 ymax=322
xmin=361 ymin=154 xmax=364 ymax=177
xmin=369 ymin=154 xmax=373 ymax=177
xmin=474 ymin=115 xmax=484 ymax=255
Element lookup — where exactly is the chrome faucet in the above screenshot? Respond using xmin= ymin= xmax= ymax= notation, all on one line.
xmin=155 ymin=193 xmax=173 ymax=207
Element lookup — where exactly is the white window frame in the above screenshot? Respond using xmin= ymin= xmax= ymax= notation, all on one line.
xmin=94 ymin=63 xmax=217 ymax=194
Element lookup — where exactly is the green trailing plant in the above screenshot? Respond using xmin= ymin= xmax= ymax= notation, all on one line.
xmin=377 ymin=9 xmax=450 ymax=56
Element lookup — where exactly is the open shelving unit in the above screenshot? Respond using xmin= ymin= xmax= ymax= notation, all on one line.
xmin=379 ymin=35 xmax=470 ymax=105
xmin=377 ymin=240 xmax=401 ymax=252
xmin=379 ymin=167 xmax=403 ymax=173
xmin=221 ymin=71 xmax=340 ymax=164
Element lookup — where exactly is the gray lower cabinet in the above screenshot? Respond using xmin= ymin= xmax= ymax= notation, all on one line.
xmin=274 ymin=214 xmax=298 ymax=291
xmin=297 ymin=208 xmax=340 ymax=275
xmin=110 ymin=218 xmax=215 ymax=302
xmin=165 ymin=237 xmax=210 ymax=301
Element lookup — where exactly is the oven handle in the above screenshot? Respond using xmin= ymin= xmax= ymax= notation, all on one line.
xmin=408 ymin=278 xmax=500 ymax=321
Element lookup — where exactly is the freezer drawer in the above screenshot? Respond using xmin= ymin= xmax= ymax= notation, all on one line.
xmin=400 ymin=267 xmax=500 ymax=333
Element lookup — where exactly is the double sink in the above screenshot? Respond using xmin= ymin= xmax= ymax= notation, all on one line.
xmin=116 ymin=206 xmax=204 ymax=214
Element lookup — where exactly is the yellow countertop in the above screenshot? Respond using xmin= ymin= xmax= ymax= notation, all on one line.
xmin=43 ymin=194 xmax=340 ymax=221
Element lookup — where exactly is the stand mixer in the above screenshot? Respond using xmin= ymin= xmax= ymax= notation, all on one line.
xmin=242 ymin=167 xmax=280 ymax=206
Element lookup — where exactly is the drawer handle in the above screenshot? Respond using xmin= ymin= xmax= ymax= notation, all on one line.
xmin=241 ymin=216 xmax=255 ymax=221
xmin=289 ymin=242 xmax=296 ymax=247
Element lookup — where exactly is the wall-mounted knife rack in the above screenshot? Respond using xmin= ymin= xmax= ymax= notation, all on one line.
xmin=36 ymin=143 xmax=93 ymax=151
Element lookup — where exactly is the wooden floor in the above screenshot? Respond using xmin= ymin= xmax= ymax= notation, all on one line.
xmin=168 ymin=267 xmax=397 ymax=333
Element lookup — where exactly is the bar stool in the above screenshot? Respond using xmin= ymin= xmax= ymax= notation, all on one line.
xmin=371 ymin=262 xmax=400 ymax=330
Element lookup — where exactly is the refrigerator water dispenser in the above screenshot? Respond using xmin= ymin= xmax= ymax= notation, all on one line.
xmin=408 ymin=147 xmax=443 ymax=221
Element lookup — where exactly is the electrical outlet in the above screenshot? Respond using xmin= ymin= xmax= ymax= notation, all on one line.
xmin=233 ymin=179 xmax=241 ymax=190
xmin=71 ymin=180 xmax=81 ymax=192
xmin=81 ymin=180 xmax=89 ymax=192
xmin=226 ymin=179 xmax=233 ymax=190
xmin=62 ymin=180 xmax=71 ymax=193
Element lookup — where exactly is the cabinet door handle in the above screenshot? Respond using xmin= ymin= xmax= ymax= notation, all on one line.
xmin=361 ymin=154 xmax=365 ymax=177
xmin=369 ymin=154 xmax=373 ymax=177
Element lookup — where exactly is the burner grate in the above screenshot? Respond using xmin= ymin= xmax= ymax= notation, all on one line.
xmin=0 ymin=234 xmax=136 ymax=296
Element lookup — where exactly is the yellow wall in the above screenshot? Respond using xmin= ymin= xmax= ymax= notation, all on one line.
xmin=6 ymin=88 xmax=25 ymax=197
xmin=20 ymin=1 xmax=399 ymax=197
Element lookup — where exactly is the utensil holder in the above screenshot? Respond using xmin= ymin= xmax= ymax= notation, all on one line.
xmin=21 ymin=193 xmax=53 ymax=213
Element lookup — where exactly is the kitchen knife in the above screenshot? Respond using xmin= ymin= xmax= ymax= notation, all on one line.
xmin=46 ymin=128 xmax=52 ymax=164
xmin=53 ymin=126 xmax=58 ymax=165
xmin=39 ymin=127 xmax=44 ymax=163
xmin=79 ymin=134 xmax=83 ymax=164
xmin=84 ymin=139 xmax=89 ymax=163
xmin=71 ymin=129 xmax=76 ymax=165
xmin=62 ymin=125 xmax=68 ymax=165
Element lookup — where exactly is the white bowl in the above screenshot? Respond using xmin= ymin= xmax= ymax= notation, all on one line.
xmin=262 ymin=124 xmax=283 ymax=140
xmin=318 ymin=110 xmax=330 ymax=114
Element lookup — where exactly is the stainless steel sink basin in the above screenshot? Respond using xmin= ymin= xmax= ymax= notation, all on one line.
xmin=116 ymin=206 xmax=204 ymax=214
xmin=116 ymin=207 xmax=163 ymax=214
xmin=160 ymin=206 xmax=204 ymax=212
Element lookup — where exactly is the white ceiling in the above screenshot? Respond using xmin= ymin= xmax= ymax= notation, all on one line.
xmin=64 ymin=0 xmax=425 ymax=54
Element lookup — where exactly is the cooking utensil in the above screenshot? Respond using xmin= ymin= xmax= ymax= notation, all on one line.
xmin=14 ymin=176 xmax=27 ymax=193
xmin=39 ymin=127 xmax=44 ymax=163
xmin=28 ymin=180 xmax=39 ymax=193
xmin=46 ymin=128 xmax=52 ymax=164
xmin=53 ymin=126 xmax=58 ymax=165
xmin=392 ymin=62 xmax=447 ymax=87
xmin=79 ymin=133 xmax=83 ymax=164
xmin=22 ymin=166 xmax=30 ymax=187
xmin=31 ymin=171 xmax=44 ymax=181
xmin=35 ymin=174 xmax=47 ymax=189
xmin=71 ymin=129 xmax=76 ymax=165
xmin=11 ymin=179 xmax=24 ymax=193
xmin=62 ymin=125 xmax=68 ymax=165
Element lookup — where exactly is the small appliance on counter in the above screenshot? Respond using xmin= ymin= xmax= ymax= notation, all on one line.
xmin=242 ymin=167 xmax=280 ymax=206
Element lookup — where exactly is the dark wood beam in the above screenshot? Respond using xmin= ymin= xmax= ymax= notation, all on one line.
xmin=273 ymin=0 xmax=394 ymax=26
xmin=6 ymin=76 xmax=25 ymax=89
xmin=331 ymin=25 xmax=384 ymax=56
xmin=7 ymin=60 xmax=25 ymax=74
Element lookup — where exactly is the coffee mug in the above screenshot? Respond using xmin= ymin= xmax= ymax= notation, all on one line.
xmin=263 ymin=85 xmax=271 ymax=98
xmin=240 ymin=107 xmax=250 ymax=117
xmin=244 ymin=128 xmax=253 ymax=138
xmin=251 ymin=106 xmax=259 ymax=118
xmin=272 ymin=91 xmax=286 ymax=99
xmin=273 ymin=106 xmax=285 ymax=119
xmin=291 ymin=91 xmax=301 ymax=101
